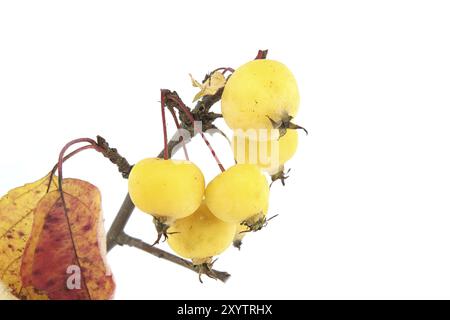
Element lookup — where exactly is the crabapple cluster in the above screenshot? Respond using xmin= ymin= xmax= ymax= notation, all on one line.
xmin=127 ymin=57 xmax=302 ymax=271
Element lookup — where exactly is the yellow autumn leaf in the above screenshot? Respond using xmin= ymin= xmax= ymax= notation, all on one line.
xmin=0 ymin=173 xmax=58 ymax=299
xmin=20 ymin=178 xmax=115 ymax=300
xmin=0 ymin=281 xmax=18 ymax=300
xmin=190 ymin=70 xmax=226 ymax=102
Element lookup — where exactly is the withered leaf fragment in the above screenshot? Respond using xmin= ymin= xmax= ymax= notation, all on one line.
xmin=20 ymin=178 xmax=115 ymax=300
xmin=190 ymin=70 xmax=226 ymax=102
xmin=0 ymin=173 xmax=57 ymax=298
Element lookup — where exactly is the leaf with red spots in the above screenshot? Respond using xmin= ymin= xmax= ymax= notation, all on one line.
xmin=20 ymin=178 xmax=115 ymax=300
xmin=0 ymin=173 xmax=58 ymax=299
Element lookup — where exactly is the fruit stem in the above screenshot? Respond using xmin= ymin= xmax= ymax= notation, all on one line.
xmin=211 ymin=67 xmax=235 ymax=75
xmin=255 ymin=49 xmax=268 ymax=59
xmin=160 ymin=90 xmax=169 ymax=160
xmin=165 ymin=93 xmax=225 ymax=172
xmin=167 ymin=106 xmax=189 ymax=161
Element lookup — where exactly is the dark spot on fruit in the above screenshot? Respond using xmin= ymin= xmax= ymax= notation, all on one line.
xmin=17 ymin=231 xmax=25 ymax=238
xmin=6 ymin=234 xmax=13 ymax=240
xmin=32 ymin=269 xmax=42 ymax=276
xmin=82 ymin=223 xmax=92 ymax=232
xmin=8 ymin=244 xmax=14 ymax=250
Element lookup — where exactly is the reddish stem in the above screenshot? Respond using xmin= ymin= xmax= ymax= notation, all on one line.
xmin=255 ymin=49 xmax=268 ymax=59
xmin=167 ymin=107 xmax=189 ymax=160
xmin=160 ymin=90 xmax=169 ymax=160
xmin=165 ymin=94 xmax=225 ymax=172
xmin=212 ymin=67 xmax=235 ymax=75
xmin=56 ymin=138 xmax=100 ymax=190
xmin=47 ymin=144 xmax=98 ymax=192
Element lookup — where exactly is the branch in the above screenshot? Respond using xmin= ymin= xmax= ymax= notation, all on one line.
xmin=96 ymin=136 xmax=133 ymax=178
xmin=116 ymin=233 xmax=230 ymax=283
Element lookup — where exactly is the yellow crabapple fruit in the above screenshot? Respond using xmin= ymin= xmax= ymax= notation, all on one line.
xmin=167 ymin=201 xmax=236 ymax=263
xmin=128 ymin=158 xmax=204 ymax=220
xmin=221 ymin=59 xmax=300 ymax=130
xmin=233 ymin=129 xmax=298 ymax=173
xmin=205 ymin=164 xmax=269 ymax=223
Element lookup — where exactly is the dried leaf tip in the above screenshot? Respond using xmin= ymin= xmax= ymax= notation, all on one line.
xmin=190 ymin=71 xmax=226 ymax=102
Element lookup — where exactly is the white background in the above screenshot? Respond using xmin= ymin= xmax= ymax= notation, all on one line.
xmin=1 ymin=0 xmax=450 ymax=300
